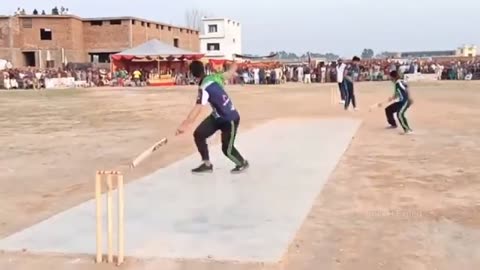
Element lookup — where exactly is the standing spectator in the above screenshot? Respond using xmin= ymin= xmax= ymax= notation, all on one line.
xmin=297 ymin=66 xmax=303 ymax=82
xmin=87 ymin=69 xmax=93 ymax=86
xmin=275 ymin=67 xmax=282 ymax=84
xmin=304 ymin=65 xmax=311 ymax=84
xmin=253 ymin=67 xmax=259 ymax=84
xmin=259 ymin=68 xmax=265 ymax=84
xmin=320 ymin=63 xmax=327 ymax=83
xmin=336 ymin=59 xmax=347 ymax=103
xmin=270 ymin=69 xmax=276 ymax=84
xmin=132 ymin=69 xmax=142 ymax=86
xmin=344 ymin=56 xmax=361 ymax=111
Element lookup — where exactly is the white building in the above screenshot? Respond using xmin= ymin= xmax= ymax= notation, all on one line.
xmin=200 ymin=17 xmax=242 ymax=60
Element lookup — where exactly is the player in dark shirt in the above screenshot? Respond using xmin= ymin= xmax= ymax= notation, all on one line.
xmin=343 ymin=56 xmax=361 ymax=111
xmin=176 ymin=61 xmax=249 ymax=174
xmin=384 ymin=70 xmax=413 ymax=134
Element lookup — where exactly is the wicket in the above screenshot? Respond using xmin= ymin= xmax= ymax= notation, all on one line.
xmin=95 ymin=170 xmax=124 ymax=266
xmin=330 ymin=87 xmax=341 ymax=105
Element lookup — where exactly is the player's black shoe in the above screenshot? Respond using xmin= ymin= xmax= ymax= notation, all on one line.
xmin=231 ymin=160 xmax=249 ymax=174
xmin=192 ymin=163 xmax=213 ymax=174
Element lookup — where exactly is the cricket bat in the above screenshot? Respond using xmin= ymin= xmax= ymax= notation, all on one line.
xmin=130 ymin=138 xmax=168 ymax=168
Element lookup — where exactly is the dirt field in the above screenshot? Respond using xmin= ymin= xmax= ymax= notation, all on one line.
xmin=0 ymin=81 xmax=479 ymax=270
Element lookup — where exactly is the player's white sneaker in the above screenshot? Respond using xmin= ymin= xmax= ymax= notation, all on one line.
xmin=400 ymin=130 xmax=414 ymax=135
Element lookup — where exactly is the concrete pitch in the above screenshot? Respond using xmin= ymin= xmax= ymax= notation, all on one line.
xmin=0 ymin=118 xmax=361 ymax=263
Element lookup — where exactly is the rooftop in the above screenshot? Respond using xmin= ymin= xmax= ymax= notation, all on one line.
xmin=1 ymin=14 xmax=198 ymax=32
xmin=202 ymin=17 xmax=241 ymax=25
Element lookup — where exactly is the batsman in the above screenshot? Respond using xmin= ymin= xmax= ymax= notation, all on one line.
xmin=175 ymin=61 xmax=249 ymax=174
xmin=384 ymin=70 xmax=414 ymax=134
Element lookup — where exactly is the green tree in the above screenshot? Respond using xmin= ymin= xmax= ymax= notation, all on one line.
xmin=361 ymin=48 xmax=375 ymax=59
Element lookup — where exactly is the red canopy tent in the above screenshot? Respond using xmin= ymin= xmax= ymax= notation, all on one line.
xmin=111 ymin=39 xmax=204 ymax=86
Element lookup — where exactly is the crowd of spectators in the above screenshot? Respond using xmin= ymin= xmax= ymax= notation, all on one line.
xmin=1 ymin=57 xmax=479 ymax=90
xmin=235 ymin=57 xmax=480 ymax=85
xmin=14 ymin=6 xmax=70 ymax=16
xmin=1 ymin=67 xmax=109 ymax=90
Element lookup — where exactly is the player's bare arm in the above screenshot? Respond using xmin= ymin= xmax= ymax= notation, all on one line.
xmin=222 ymin=63 xmax=238 ymax=80
xmin=176 ymin=104 xmax=203 ymax=135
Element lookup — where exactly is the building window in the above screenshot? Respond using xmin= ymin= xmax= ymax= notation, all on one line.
xmin=168 ymin=26 xmax=171 ymax=31
xmin=22 ymin=18 xmax=33 ymax=28
xmin=156 ymin=24 xmax=159 ymax=29
xmin=90 ymin=21 xmax=103 ymax=26
xmin=40 ymin=28 xmax=52 ymax=40
xmin=110 ymin=20 xmax=122 ymax=25
xmin=208 ymin=24 xmax=218 ymax=33
xmin=161 ymin=25 xmax=164 ymax=30
xmin=141 ymin=22 xmax=145 ymax=26
xmin=207 ymin=43 xmax=220 ymax=51
xmin=132 ymin=20 xmax=136 ymax=25
xmin=173 ymin=38 xmax=179 ymax=48
xmin=180 ymin=29 xmax=183 ymax=33
xmin=147 ymin=23 xmax=151 ymax=27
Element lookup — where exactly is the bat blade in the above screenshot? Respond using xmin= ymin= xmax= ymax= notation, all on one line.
xmin=130 ymin=138 xmax=168 ymax=168
xmin=368 ymin=102 xmax=382 ymax=112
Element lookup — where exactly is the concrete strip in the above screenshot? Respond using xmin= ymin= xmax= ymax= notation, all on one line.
xmin=0 ymin=118 xmax=361 ymax=263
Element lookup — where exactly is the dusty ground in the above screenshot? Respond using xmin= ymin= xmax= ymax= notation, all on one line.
xmin=0 ymin=81 xmax=479 ymax=270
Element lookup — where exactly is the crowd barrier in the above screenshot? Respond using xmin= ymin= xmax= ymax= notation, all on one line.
xmin=404 ymin=73 xmax=439 ymax=82
xmin=45 ymin=77 xmax=76 ymax=89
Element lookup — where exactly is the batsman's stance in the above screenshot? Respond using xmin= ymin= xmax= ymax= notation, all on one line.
xmin=384 ymin=70 xmax=414 ymax=134
xmin=176 ymin=61 xmax=249 ymax=174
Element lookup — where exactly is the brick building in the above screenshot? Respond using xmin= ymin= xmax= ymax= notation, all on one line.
xmin=0 ymin=15 xmax=200 ymax=68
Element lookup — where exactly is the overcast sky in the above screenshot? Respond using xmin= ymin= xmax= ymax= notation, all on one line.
xmin=3 ymin=0 xmax=479 ymax=57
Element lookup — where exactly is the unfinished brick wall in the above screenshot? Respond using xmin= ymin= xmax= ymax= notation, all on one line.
xmin=0 ymin=15 xmax=200 ymax=67
xmin=0 ymin=18 xmax=11 ymax=48
xmin=132 ymin=21 xmax=199 ymax=51
xmin=18 ymin=16 xmax=77 ymax=50
xmin=83 ymin=19 xmax=130 ymax=51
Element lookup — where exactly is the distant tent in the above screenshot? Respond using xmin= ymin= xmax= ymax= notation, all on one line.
xmin=233 ymin=53 xmax=278 ymax=60
xmin=111 ymin=39 xmax=204 ymax=61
